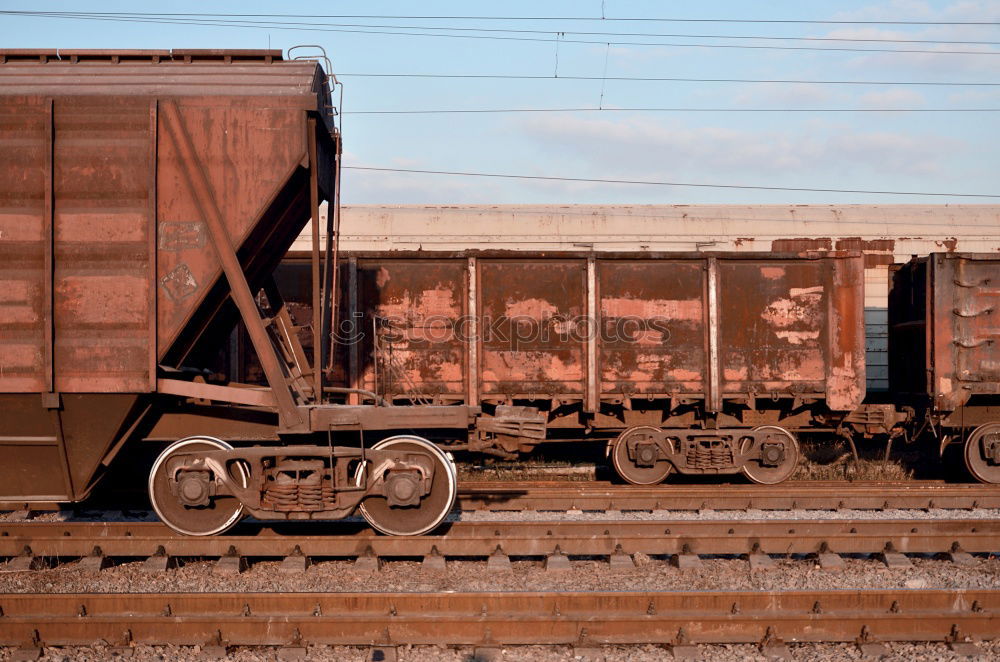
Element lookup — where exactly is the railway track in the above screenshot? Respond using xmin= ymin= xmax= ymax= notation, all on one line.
xmin=7 ymin=479 xmax=1000 ymax=516
xmin=0 ymin=589 xmax=994 ymax=649
xmin=0 ymin=519 xmax=995 ymax=565
xmin=455 ymin=480 xmax=1000 ymax=511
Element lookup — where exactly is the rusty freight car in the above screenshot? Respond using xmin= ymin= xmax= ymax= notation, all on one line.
xmin=256 ymin=250 xmax=867 ymax=485
xmin=0 ymin=49 xmax=473 ymax=536
xmin=890 ymin=253 xmax=1000 ymax=482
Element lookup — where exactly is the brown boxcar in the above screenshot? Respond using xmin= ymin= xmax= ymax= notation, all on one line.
xmin=0 ymin=50 xmax=472 ymax=536
xmin=890 ymin=253 xmax=1000 ymax=482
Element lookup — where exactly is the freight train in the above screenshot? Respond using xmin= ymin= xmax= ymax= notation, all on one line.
xmin=0 ymin=50 xmax=997 ymax=537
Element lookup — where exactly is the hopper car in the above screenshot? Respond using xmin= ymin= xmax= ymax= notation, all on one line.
xmin=0 ymin=50 xmax=997 ymax=539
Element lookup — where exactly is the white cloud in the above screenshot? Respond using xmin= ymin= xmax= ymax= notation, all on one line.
xmin=857 ymin=87 xmax=928 ymax=107
xmin=732 ymin=83 xmax=842 ymax=107
xmin=515 ymin=114 xmax=961 ymax=178
xmin=828 ymin=1 xmax=1000 ymax=73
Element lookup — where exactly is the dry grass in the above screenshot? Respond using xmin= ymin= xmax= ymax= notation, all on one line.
xmin=792 ymin=439 xmax=915 ymax=482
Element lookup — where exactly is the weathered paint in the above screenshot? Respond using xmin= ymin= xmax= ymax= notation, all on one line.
xmin=316 ymin=251 xmax=867 ymax=411
xmin=0 ymin=50 xmax=334 ymax=501
xmin=891 ymin=253 xmax=1000 ymax=411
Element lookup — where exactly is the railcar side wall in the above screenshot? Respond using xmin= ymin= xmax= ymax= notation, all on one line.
xmin=266 ymin=251 xmax=866 ymax=417
xmin=890 ymin=253 xmax=1000 ymax=413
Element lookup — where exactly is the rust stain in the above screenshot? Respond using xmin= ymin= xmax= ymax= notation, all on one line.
xmin=771 ymin=238 xmax=832 ymax=252
xmin=864 ymin=254 xmax=896 ymax=267
xmin=504 ymin=297 xmax=559 ymax=320
xmin=601 ymin=297 xmax=702 ymax=322
xmin=160 ymin=263 xmax=198 ymax=301
xmin=158 ymin=221 xmax=206 ymax=250
xmin=834 ymin=237 xmax=895 ymax=252
xmin=935 ymin=237 xmax=959 ymax=252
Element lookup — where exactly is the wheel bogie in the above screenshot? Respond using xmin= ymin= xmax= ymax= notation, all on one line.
xmin=964 ymin=422 xmax=1000 ymax=484
xmin=607 ymin=425 xmax=800 ymax=485
xmin=355 ymin=435 xmax=458 ymax=536
xmin=147 ymin=435 xmax=457 ymax=537
xmin=148 ymin=436 xmax=247 ymax=537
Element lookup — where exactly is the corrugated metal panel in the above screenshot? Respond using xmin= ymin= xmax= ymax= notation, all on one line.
xmin=932 ymin=254 xmax=1000 ymax=410
xmin=53 ymin=97 xmax=154 ymax=392
xmin=597 ymin=260 xmax=706 ymax=395
xmin=0 ymin=97 xmax=47 ymax=392
xmin=478 ymin=259 xmax=587 ymax=398
xmin=358 ymin=259 xmax=467 ymax=399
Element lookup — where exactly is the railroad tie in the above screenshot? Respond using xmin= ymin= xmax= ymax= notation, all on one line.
xmin=422 ymin=545 xmax=446 ymax=570
xmin=141 ymin=546 xmax=174 ymax=573
xmin=279 ymin=546 xmax=310 ymax=574
xmin=77 ymin=546 xmax=110 ymax=572
xmin=608 ymin=544 xmax=635 ymax=569
xmin=487 ymin=545 xmax=512 ymax=573
xmin=355 ymin=546 xmax=381 ymax=572
xmin=879 ymin=544 xmax=914 ymax=570
xmin=673 ymin=544 xmax=702 ymax=570
xmin=946 ymin=543 xmax=976 ymax=566
xmin=748 ymin=553 xmax=776 ymax=571
xmin=213 ymin=546 xmax=246 ymax=575
xmin=544 ymin=545 xmax=571 ymax=572
xmin=817 ymin=552 xmax=845 ymax=571
xmin=4 ymin=546 xmax=40 ymax=572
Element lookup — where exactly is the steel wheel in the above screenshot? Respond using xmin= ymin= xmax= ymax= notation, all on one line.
xmin=608 ymin=426 xmax=673 ymax=485
xmin=148 ymin=436 xmax=247 ymax=536
xmin=964 ymin=423 xmax=1000 ymax=484
xmin=355 ymin=435 xmax=457 ymax=536
xmin=740 ymin=425 xmax=800 ymax=485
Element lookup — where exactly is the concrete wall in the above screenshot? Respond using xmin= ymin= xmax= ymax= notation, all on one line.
xmin=294 ymin=204 xmax=1000 ymax=392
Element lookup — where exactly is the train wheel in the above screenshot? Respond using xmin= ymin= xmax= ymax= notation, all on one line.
xmin=608 ymin=426 xmax=673 ymax=485
xmin=148 ymin=436 xmax=247 ymax=536
xmin=741 ymin=426 xmax=800 ymax=485
xmin=964 ymin=423 xmax=1000 ymax=484
xmin=355 ymin=435 xmax=457 ymax=536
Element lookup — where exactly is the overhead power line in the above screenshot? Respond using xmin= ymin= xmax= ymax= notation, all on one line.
xmin=3 ymin=12 xmax=998 ymax=56
xmin=4 ymin=11 xmax=999 ymax=26
xmin=344 ymin=166 xmax=1000 ymax=199
xmin=4 ymin=12 xmax=997 ymax=45
xmin=347 ymin=107 xmax=998 ymax=115
xmin=341 ymin=73 xmax=1000 ymax=87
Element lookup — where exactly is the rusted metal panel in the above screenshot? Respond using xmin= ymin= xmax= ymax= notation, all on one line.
xmin=155 ymin=96 xmax=310 ymax=361
xmin=890 ymin=253 xmax=1000 ymax=411
xmin=356 ymin=259 xmax=468 ymax=400
xmin=52 ymin=96 xmax=154 ymax=392
xmin=596 ymin=259 xmax=706 ymax=398
xmin=478 ymin=259 xmax=587 ymax=398
xmin=718 ymin=258 xmax=853 ymax=407
xmin=932 ymin=254 xmax=1000 ymax=410
xmin=0 ymin=97 xmax=48 ymax=392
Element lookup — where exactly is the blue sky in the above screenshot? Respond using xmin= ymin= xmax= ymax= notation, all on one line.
xmin=1 ymin=1 xmax=998 ymax=204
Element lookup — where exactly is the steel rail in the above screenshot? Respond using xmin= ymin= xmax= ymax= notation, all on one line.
xmin=455 ymin=480 xmax=1000 ymax=511
xmin=0 ymin=589 xmax=995 ymax=646
xmin=1 ymin=519 xmax=996 ymax=559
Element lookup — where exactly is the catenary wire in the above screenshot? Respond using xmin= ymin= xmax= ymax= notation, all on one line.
xmin=1 ymin=12 xmax=997 ymax=56
xmin=3 ymin=12 xmax=997 ymax=45
xmin=339 ymin=73 xmax=1000 ymax=86
xmin=3 ymin=11 xmax=999 ymax=26
xmin=344 ymin=166 xmax=1000 ymax=198
xmin=345 ymin=107 xmax=998 ymax=115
